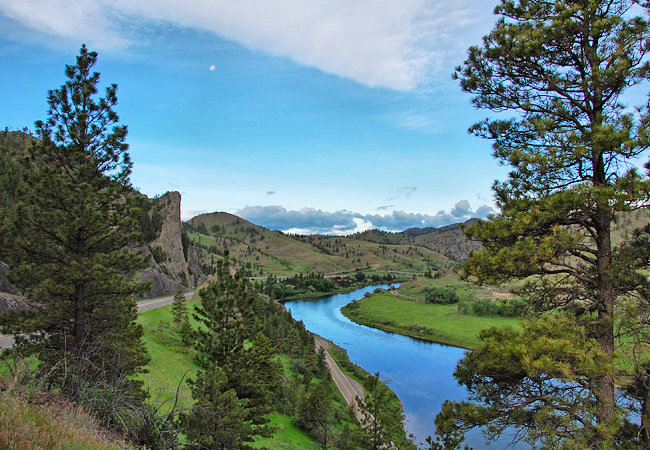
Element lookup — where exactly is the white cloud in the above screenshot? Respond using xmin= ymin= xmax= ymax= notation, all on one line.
xmin=181 ymin=209 xmax=210 ymax=221
xmin=0 ymin=0 xmax=498 ymax=91
xmin=235 ymin=201 xmax=494 ymax=235
xmin=386 ymin=186 xmax=418 ymax=202
xmin=0 ymin=0 xmax=130 ymax=48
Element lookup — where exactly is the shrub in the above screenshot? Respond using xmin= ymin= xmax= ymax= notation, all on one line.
xmin=423 ymin=287 xmax=459 ymax=304
xmin=457 ymin=297 xmax=526 ymax=318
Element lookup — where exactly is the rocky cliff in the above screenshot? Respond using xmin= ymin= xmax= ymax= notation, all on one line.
xmin=0 ymin=187 xmax=205 ymax=309
xmin=137 ymin=191 xmax=205 ymax=298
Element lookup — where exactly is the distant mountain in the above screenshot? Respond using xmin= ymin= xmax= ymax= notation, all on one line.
xmin=348 ymin=208 xmax=650 ymax=263
xmin=3 ymin=129 xmax=648 ymax=307
xmin=184 ymin=212 xmax=452 ymax=277
xmin=350 ymin=219 xmax=482 ymax=262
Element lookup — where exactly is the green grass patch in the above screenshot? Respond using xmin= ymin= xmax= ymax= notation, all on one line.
xmin=252 ymin=413 xmax=316 ymax=449
xmin=137 ymin=300 xmax=200 ymax=413
xmin=342 ymin=292 xmax=520 ymax=349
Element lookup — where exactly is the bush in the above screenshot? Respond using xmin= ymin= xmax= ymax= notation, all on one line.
xmin=457 ymin=297 xmax=526 ymax=317
xmin=423 ymin=287 xmax=459 ymax=304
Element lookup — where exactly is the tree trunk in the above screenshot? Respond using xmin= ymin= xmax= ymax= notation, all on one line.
xmin=594 ymin=207 xmax=616 ymax=445
xmin=641 ymin=370 xmax=650 ymax=446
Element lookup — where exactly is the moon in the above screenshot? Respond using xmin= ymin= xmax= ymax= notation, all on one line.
xmin=209 ymin=65 xmax=215 ymax=71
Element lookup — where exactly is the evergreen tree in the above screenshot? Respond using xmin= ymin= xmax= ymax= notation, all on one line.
xmin=437 ymin=0 xmax=650 ymax=446
xmin=171 ymin=289 xmax=188 ymax=326
xmin=171 ymin=289 xmax=193 ymax=348
xmin=249 ymin=331 xmax=283 ymax=411
xmin=351 ymin=373 xmax=409 ymax=450
xmin=316 ymin=346 xmax=328 ymax=378
xmin=0 ymin=45 xmax=150 ymax=398
xmin=296 ymin=378 xmax=333 ymax=449
xmin=431 ymin=317 xmax=612 ymax=449
xmin=188 ymin=256 xmax=279 ymax=444
xmin=181 ymin=366 xmax=256 ymax=450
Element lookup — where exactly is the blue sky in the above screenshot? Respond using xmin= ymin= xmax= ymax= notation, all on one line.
xmin=0 ymin=0 xmax=511 ymax=234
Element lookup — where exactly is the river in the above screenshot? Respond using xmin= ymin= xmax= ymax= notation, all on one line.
xmin=284 ymin=284 xmax=526 ymax=449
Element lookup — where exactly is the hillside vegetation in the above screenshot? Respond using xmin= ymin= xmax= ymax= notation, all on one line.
xmin=350 ymin=220 xmax=483 ymax=261
xmin=185 ymin=212 xmax=452 ymax=277
xmin=0 ymin=364 xmax=132 ymax=450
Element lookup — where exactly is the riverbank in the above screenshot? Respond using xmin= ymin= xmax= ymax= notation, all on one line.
xmin=278 ymin=277 xmax=406 ymax=302
xmin=315 ymin=336 xmax=415 ymax=449
xmin=341 ymin=291 xmax=520 ymax=350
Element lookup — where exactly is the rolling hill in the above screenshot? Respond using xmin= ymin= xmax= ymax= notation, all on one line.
xmin=349 ymin=220 xmax=482 ymax=261
xmin=184 ymin=212 xmax=453 ymax=277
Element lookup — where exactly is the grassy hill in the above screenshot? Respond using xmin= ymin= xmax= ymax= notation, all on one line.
xmin=350 ymin=220 xmax=483 ymax=261
xmin=184 ymin=212 xmax=452 ymax=277
xmin=351 ymin=208 xmax=650 ymax=263
xmin=612 ymin=208 xmax=650 ymax=244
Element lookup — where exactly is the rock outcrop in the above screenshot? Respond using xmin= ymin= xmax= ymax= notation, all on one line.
xmin=0 ymin=293 xmax=27 ymax=315
xmin=0 ymin=263 xmax=18 ymax=295
xmin=137 ymin=191 xmax=205 ymax=298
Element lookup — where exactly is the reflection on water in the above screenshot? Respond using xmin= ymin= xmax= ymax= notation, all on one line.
xmin=284 ymin=285 xmax=527 ymax=449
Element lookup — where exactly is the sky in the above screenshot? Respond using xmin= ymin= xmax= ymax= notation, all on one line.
xmin=0 ymin=0 xmax=511 ymax=235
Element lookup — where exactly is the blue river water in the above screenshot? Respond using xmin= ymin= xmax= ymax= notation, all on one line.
xmin=284 ymin=284 xmax=527 ymax=449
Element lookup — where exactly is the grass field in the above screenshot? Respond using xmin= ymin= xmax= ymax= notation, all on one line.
xmin=137 ymin=301 xmax=200 ymax=411
xmin=137 ymin=300 xmax=320 ymax=448
xmin=251 ymin=413 xmax=316 ymax=449
xmin=342 ymin=282 xmax=521 ymax=349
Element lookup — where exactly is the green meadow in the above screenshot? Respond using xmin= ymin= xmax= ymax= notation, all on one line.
xmin=342 ymin=276 xmax=521 ymax=350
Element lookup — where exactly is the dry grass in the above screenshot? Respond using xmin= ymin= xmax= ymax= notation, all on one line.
xmin=0 ymin=390 xmax=132 ymax=450
xmin=0 ymin=358 xmax=132 ymax=450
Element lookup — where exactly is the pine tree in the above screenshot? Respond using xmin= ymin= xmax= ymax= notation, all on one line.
xmin=187 ymin=256 xmax=279 ymax=444
xmin=0 ymin=45 xmax=150 ymax=398
xmin=171 ymin=289 xmax=193 ymax=348
xmin=436 ymin=0 xmax=650 ymax=446
xmin=350 ymin=373 xmax=409 ymax=450
xmin=181 ymin=366 xmax=256 ymax=450
xmin=296 ymin=378 xmax=333 ymax=449
xmin=171 ymin=289 xmax=188 ymax=326
xmin=431 ymin=317 xmax=611 ymax=448
xmin=249 ymin=331 xmax=283 ymax=411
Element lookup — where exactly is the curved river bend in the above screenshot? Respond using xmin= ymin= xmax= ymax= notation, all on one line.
xmin=285 ymin=285 xmax=526 ymax=449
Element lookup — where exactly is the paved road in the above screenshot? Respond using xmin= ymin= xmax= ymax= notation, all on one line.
xmin=137 ymin=291 xmax=194 ymax=313
xmin=0 ymin=334 xmax=11 ymax=349
xmin=314 ymin=336 xmax=398 ymax=449
xmin=314 ymin=335 xmax=366 ymax=422
xmin=0 ymin=291 xmax=195 ymax=350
